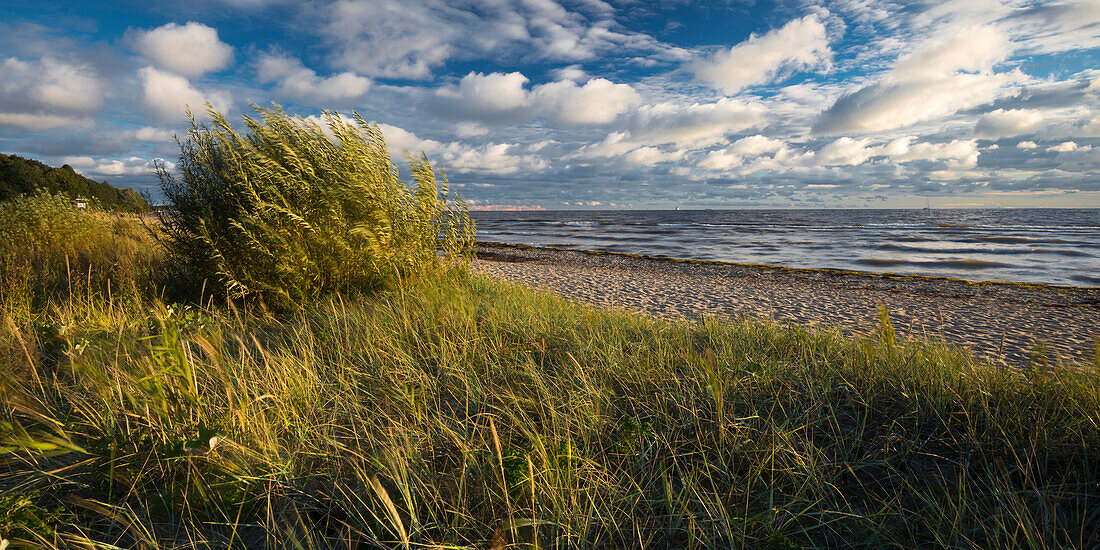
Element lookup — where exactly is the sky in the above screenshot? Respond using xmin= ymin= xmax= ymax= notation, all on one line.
xmin=1 ymin=0 xmax=1099 ymax=209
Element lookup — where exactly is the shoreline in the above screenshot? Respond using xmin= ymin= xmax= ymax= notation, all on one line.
xmin=475 ymin=240 xmax=1098 ymax=292
xmin=472 ymin=242 xmax=1100 ymax=365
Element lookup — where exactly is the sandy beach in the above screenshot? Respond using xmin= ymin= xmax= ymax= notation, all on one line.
xmin=473 ymin=243 xmax=1100 ymax=365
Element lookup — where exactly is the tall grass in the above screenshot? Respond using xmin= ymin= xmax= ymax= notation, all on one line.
xmin=157 ymin=104 xmax=473 ymax=310
xmin=0 ymin=192 xmax=160 ymax=319
xmin=2 ymin=242 xmax=1099 ymax=547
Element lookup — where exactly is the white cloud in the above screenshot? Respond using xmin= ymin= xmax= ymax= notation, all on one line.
xmin=377 ymin=122 xmax=450 ymax=156
xmin=814 ymin=25 xmax=1020 ymax=134
xmin=552 ymin=64 xmax=587 ymax=82
xmin=434 ymin=71 xmax=531 ymax=121
xmin=817 ymin=137 xmax=874 ymax=165
xmin=627 ymin=98 xmax=767 ymax=148
xmin=0 ymin=57 xmax=105 ymax=114
xmin=454 ymin=122 xmax=489 ymax=137
xmin=444 ymin=142 xmax=549 ymax=175
xmin=64 ymin=156 xmax=172 ymax=177
xmin=1048 ymin=141 xmax=1089 ymax=152
xmin=893 ymin=25 xmax=1009 ymax=79
xmin=888 ymin=138 xmax=979 ymax=168
xmin=376 ymin=122 xmax=547 ymax=175
xmin=134 ymin=126 xmax=176 ymax=142
xmin=697 ymin=149 xmax=743 ymax=171
xmin=0 ymin=112 xmax=92 ymax=130
xmin=256 ymin=53 xmax=371 ymax=102
xmin=974 ymin=108 xmax=1043 ymax=138
xmin=690 ymin=13 xmax=832 ymax=94
xmin=623 ymin=146 xmax=682 ymax=166
xmin=810 ymin=136 xmax=980 ymax=168
xmin=138 ymin=66 xmax=232 ymax=121
xmin=727 ymin=135 xmax=787 ymax=156
xmin=697 ymin=135 xmax=788 ymax=171
xmin=132 ymin=22 xmax=234 ymax=77
xmin=323 ymin=0 xmax=678 ymax=79
xmin=434 ymin=71 xmax=640 ymax=125
xmin=1018 ymin=140 xmax=1038 ymax=149
xmin=530 ymin=78 xmax=641 ymax=124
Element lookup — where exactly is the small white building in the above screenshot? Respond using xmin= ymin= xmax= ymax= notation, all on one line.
xmin=75 ymin=198 xmax=88 ymax=210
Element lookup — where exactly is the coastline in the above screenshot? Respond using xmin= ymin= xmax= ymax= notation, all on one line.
xmin=473 ymin=242 xmax=1100 ymax=365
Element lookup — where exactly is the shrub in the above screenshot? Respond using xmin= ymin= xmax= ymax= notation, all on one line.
xmin=156 ymin=104 xmax=474 ymax=309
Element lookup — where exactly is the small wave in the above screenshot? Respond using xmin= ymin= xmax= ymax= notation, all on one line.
xmin=1071 ymin=274 xmax=1100 ymax=286
xmin=860 ymin=258 xmax=908 ymax=266
xmin=976 ymin=236 xmax=1069 ymax=244
xmin=859 ymin=258 xmax=1010 ymax=269
xmin=878 ymin=243 xmax=1091 ymax=257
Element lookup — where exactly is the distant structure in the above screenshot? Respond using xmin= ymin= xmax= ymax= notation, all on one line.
xmin=75 ymin=197 xmax=88 ymax=210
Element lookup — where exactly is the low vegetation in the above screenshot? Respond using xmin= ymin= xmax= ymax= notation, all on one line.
xmin=157 ymin=106 xmax=472 ymax=309
xmin=1 ymin=107 xmax=1098 ymax=549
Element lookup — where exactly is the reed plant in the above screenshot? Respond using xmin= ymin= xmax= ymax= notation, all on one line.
xmin=157 ymin=104 xmax=473 ymax=310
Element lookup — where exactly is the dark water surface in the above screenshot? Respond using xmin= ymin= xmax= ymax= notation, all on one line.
xmin=472 ymin=209 xmax=1100 ymax=287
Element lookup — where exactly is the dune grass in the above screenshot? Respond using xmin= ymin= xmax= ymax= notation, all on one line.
xmin=2 ymin=218 xmax=1099 ymax=548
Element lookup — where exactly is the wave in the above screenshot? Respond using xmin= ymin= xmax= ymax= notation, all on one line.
xmin=858 ymin=258 xmax=1011 ymax=269
xmin=877 ymin=243 xmax=1092 ymax=257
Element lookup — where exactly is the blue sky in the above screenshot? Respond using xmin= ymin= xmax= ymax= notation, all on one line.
xmin=2 ymin=0 xmax=1099 ymax=209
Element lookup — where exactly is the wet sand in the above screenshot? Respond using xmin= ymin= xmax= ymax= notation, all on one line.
xmin=472 ymin=243 xmax=1100 ymax=365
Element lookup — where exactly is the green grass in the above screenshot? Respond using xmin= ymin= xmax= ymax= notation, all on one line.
xmin=2 ymin=216 xmax=1100 ymax=548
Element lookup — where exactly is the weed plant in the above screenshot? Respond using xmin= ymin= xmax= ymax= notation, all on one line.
xmin=157 ymin=105 xmax=473 ymax=310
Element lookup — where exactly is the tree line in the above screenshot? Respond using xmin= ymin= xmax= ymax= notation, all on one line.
xmin=0 ymin=153 xmax=150 ymax=212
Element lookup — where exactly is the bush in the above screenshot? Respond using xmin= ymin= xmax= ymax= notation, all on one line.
xmin=157 ymin=104 xmax=474 ymax=309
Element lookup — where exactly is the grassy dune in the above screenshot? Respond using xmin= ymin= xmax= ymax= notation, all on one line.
xmin=2 ymin=209 xmax=1100 ymax=548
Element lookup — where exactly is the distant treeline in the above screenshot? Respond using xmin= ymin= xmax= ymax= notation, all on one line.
xmin=0 ymin=153 xmax=150 ymax=212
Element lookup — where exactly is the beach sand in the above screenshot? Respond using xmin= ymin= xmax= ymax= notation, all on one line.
xmin=473 ymin=243 xmax=1100 ymax=365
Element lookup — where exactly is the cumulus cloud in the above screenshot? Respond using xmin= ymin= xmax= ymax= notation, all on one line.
xmin=572 ymin=98 xmax=768 ymax=166
xmin=62 ymin=155 xmax=172 ymax=176
xmin=132 ymin=22 xmax=234 ymax=77
xmin=974 ymin=108 xmax=1043 ymax=138
xmin=377 ymin=123 xmax=548 ymax=175
xmin=0 ymin=57 xmax=105 ymax=115
xmin=256 ymin=53 xmax=371 ymax=102
xmin=1018 ymin=140 xmax=1038 ymax=149
xmin=138 ymin=66 xmax=232 ymax=121
xmin=726 ymin=135 xmax=787 ymax=156
xmin=887 ymin=137 xmax=979 ymax=168
xmin=433 ymin=71 xmax=640 ymax=125
xmin=810 ymin=136 xmax=980 ymax=168
xmin=690 ymin=13 xmax=833 ymax=94
xmin=1048 ymin=141 xmax=1088 ymax=152
xmin=697 ymin=135 xmax=789 ymax=170
xmin=817 ymin=137 xmax=874 ymax=165
xmin=433 ymin=72 xmax=531 ymax=121
xmin=529 ymin=78 xmax=641 ymax=124
xmin=814 ymin=25 xmax=1019 ymax=134
xmin=626 ymin=98 xmax=767 ymax=148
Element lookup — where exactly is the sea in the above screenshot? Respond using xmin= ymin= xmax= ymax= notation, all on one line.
xmin=471 ymin=209 xmax=1100 ymax=288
